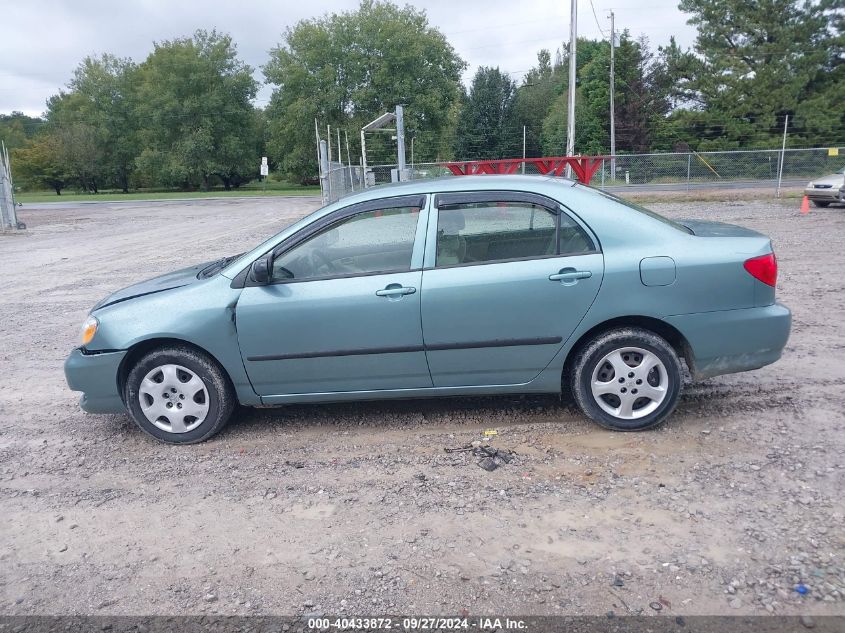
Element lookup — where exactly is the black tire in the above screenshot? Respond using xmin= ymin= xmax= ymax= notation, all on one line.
xmin=124 ymin=345 xmax=236 ymax=444
xmin=811 ymin=200 xmax=830 ymax=208
xmin=569 ymin=327 xmax=682 ymax=431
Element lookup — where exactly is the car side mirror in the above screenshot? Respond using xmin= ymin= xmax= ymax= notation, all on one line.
xmin=251 ymin=254 xmax=272 ymax=284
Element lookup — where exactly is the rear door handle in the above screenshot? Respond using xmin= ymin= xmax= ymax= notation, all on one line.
xmin=375 ymin=285 xmax=416 ymax=297
xmin=549 ymin=269 xmax=592 ymax=283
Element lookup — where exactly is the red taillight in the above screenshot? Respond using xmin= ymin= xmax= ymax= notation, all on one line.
xmin=744 ymin=253 xmax=777 ymax=287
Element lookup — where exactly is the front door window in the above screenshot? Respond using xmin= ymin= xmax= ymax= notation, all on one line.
xmin=272 ymin=206 xmax=421 ymax=281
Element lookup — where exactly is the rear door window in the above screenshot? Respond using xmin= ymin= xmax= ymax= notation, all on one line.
xmin=435 ymin=201 xmax=593 ymax=267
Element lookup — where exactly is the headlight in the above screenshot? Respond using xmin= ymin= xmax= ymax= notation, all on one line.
xmin=80 ymin=315 xmax=99 ymax=346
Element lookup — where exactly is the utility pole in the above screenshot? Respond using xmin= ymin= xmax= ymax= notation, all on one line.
xmin=522 ymin=125 xmax=526 ymax=174
xmin=777 ymin=114 xmax=789 ymax=199
xmin=326 ymin=125 xmax=333 ymax=201
xmin=609 ymin=10 xmax=616 ymax=181
xmin=396 ymin=104 xmax=407 ymax=179
xmin=360 ymin=129 xmax=368 ymax=187
xmin=337 ymin=127 xmax=342 ymax=171
xmin=565 ymin=0 xmax=578 ymax=176
xmin=314 ymin=119 xmax=322 ymax=198
xmin=326 ymin=125 xmax=332 ymax=164
xmin=345 ymin=130 xmax=354 ymax=192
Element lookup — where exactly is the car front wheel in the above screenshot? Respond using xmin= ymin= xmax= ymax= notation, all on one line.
xmin=124 ymin=345 xmax=235 ymax=443
xmin=570 ymin=327 xmax=682 ymax=431
xmin=811 ymin=200 xmax=830 ymax=208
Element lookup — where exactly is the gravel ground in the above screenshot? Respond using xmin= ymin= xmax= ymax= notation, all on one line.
xmin=0 ymin=193 xmax=843 ymax=618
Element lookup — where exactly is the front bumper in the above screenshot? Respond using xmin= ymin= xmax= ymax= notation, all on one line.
xmin=804 ymin=186 xmax=845 ymax=202
xmin=64 ymin=348 xmax=127 ymax=414
xmin=665 ymin=303 xmax=791 ymax=379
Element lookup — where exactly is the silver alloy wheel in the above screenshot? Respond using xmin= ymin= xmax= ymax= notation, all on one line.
xmin=138 ymin=364 xmax=209 ymax=433
xmin=590 ymin=346 xmax=668 ymax=420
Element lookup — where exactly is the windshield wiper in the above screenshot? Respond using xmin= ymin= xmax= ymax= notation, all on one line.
xmin=198 ymin=253 xmax=243 ymax=279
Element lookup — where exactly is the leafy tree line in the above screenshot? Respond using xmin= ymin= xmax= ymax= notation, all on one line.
xmin=454 ymin=33 xmax=675 ymax=161
xmin=457 ymin=0 xmax=842 ymax=159
xmin=12 ymin=31 xmax=262 ymax=194
xmin=3 ymin=0 xmax=842 ymax=194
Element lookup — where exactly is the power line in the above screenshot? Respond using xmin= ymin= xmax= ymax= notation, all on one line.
xmin=588 ymin=0 xmax=608 ymax=38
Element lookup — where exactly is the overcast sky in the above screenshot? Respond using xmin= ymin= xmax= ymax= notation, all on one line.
xmin=0 ymin=0 xmax=697 ymax=117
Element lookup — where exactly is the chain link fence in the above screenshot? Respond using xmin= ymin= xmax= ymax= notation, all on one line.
xmin=322 ymin=161 xmax=364 ymax=203
xmin=594 ymin=147 xmax=844 ymax=189
xmin=323 ymin=147 xmax=843 ymax=200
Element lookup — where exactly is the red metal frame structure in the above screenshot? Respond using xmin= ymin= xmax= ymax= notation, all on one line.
xmin=444 ymin=156 xmax=606 ymax=186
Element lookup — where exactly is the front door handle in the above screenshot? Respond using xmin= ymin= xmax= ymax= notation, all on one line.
xmin=549 ymin=268 xmax=592 ymax=284
xmin=375 ymin=285 xmax=416 ymax=297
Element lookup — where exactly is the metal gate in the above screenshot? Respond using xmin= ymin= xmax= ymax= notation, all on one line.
xmin=0 ymin=142 xmax=23 ymax=231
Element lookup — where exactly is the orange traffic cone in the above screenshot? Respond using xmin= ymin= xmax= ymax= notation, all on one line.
xmin=800 ymin=196 xmax=810 ymax=214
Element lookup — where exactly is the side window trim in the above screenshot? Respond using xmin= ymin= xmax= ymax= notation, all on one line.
xmin=434 ymin=190 xmax=561 ymax=212
xmin=271 ymin=194 xmax=426 ymax=259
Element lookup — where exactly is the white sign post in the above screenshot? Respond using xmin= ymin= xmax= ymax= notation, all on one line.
xmin=260 ymin=156 xmax=268 ymax=192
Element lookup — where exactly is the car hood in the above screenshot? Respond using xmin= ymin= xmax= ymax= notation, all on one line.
xmin=676 ymin=219 xmax=766 ymax=238
xmin=91 ymin=260 xmax=213 ymax=311
xmin=809 ymin=173 xmax=845 ymax=187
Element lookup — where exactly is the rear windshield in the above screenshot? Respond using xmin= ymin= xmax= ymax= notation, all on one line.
xmin=591 ymin=189 xmax=693 ymax=234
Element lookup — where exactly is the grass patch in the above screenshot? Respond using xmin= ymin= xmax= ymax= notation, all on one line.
xmin=16 ymin=183 xmax=320 ymax=204
xmin=622 ymin=188 xmax=805 ymax=205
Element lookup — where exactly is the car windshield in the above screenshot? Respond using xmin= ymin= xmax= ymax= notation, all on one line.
xmin=591 ymin=189 xmax=693 ymax=234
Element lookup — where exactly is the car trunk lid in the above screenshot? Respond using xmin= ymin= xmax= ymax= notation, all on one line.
xmin=677 ymin=219 xmax=767 ymax=238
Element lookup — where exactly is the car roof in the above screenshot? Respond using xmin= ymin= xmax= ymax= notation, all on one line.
xmin=336 ymin=174 xmax=580 ymax=206
xmin=220 ymin=174 xmax=682 ymax=279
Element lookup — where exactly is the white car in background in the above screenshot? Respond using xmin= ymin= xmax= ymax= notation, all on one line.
xmin=804 ymin=166 xmax=845 ymax=207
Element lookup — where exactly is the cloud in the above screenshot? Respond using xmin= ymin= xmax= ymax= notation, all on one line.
xmin=0 ymin=0 xmax=696 ymax=116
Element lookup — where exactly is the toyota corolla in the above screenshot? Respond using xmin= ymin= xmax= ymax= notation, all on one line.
xmin=65 ymin=176 xmax=791 ymax=443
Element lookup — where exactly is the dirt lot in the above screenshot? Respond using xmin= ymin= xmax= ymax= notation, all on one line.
xmin=0 ymin=192 xmax=843 ymax=618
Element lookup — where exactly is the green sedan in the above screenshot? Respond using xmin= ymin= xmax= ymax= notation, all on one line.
xmin=65 ymin=176 xmax=791 ymax=443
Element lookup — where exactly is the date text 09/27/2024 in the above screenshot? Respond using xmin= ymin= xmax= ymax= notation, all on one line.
xmin=306 ymin=617 xmax=527 ymax=630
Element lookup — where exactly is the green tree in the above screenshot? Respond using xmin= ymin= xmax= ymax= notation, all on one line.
xmin=264 ymin=0 xmax=465 ymax=183
xmin=600 ymin=35 xmax=673 ymax=153
xmin=55 ymin=121 xmax=105 ymax=192
xmin=134 ymin=30 xmax=259 ymax=189
xmin=42 ymin=55 xmax=139 ymax=193
xmin=45 ymin=92 xmax=108 ymax=192
xmin=665 ymin=0 xmax=844 ymax=148
xmin=44 ymin=92 xmax=108 ymax=193
xmin=0 ymin=112 xmax=44 ymax=153
xmin=12 ymin=134 xmax=68 ymax=194
xmin=538 ymin=38 xmax=609 ymax=155
xmin=66 ymin=55 xmax=140 ymax=192
xmin=538 ymin=34 xmax=673 ymax=157
xmin=454 ymin=67 xmax=520 ymax=160
xmin=541 ymin=90 xmax=605 ymax=155
xmin=513 ymin=50 xmax=559 ymax=158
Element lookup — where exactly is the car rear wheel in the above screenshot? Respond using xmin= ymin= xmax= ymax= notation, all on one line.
xmin=812 ymin=200 xmax=830 ymax=208
xmin=570 ymin=327 xmax=682 ymax=431
xmin=124 ymin=345 xmax=235 ymax=444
